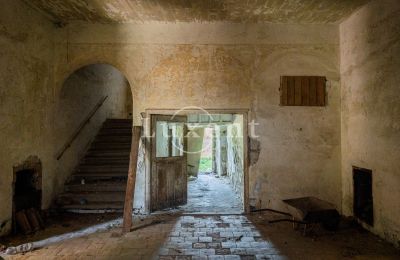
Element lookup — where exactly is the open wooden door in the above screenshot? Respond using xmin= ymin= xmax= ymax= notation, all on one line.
xmin=150 ymin=114 xmax=187 ymax=211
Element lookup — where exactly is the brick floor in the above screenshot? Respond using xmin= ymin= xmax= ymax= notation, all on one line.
xmin=157 ymin=215 xmax=280 ymax=259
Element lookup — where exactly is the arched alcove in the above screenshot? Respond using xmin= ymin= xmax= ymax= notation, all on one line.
xmin=54 ymin=64 xmax=133 ymax=197
xmin=58 ymin=64 xmax=132 ymax=126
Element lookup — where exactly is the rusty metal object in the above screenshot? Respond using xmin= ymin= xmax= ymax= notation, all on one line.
xmin=283 ymin=196 xmax=340 ymax=232
xmin=250 ymin=208 xmax=291 ymax=216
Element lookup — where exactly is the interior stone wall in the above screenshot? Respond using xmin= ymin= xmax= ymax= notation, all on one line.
xmin=53 ymin=21 xmax=341 ymax=214
xmin=340 ymin=0 xmax=400 ymax=246
xmin=0 ymin=1 xmax=133 ymax=235
xmin=0 ymin=0 xmax=55 ymax=236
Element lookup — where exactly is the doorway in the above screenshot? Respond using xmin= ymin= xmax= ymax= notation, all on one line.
xmin=146 ymin=110 xmax=248 ymax=214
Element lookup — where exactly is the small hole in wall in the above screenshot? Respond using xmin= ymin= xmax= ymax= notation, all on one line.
xmin=353 ymin=166 xmax=373 ymax=226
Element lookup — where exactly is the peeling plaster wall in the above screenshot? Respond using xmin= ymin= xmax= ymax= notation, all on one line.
xmin=54 ymin=21 xmax=342 ymax=214
xmin=340 ymin=0 xmax=400 ymax=246
xmin=0 ymin=0 xmax=55 ymax=236
xmin=0 ymin=1 xmax=134 ymax=236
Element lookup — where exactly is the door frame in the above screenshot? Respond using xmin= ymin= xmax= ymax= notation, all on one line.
xmin=143 ymin=108 xmax=250 ymax=214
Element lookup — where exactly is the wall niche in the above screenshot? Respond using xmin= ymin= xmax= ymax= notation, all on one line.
xmin=12 ymin=156 xmax=43 ymax=234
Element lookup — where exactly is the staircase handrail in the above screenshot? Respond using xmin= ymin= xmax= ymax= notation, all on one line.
xmin=56 ymin=96 xmax=108 ymax=160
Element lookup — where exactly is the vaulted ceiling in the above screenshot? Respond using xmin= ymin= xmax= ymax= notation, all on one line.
xmin=24 ymin=0 xmax=370 ymax=24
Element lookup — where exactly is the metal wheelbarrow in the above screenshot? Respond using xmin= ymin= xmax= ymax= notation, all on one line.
xmin=270 ymin=196 xmax=340 ymax=235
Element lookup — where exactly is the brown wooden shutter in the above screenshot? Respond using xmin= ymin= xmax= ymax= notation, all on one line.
xmin=280 ymin=76 xmax=326 ymax=106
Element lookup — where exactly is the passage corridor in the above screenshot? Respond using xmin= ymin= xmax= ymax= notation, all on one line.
xmin=181 ymin=174 xmax=242 ymax=214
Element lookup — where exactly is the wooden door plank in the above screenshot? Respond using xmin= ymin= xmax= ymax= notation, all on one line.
xmin=150 ymin=115 xmax=187 ymax=212
xmin=301 ymin=77 xmax=310 ymax=106
xmin=280 ymin=76 xmax=288 ymax=106
xmin=294 ymin=77 xmax=302 ymax=106
xmin=309 ymin=77 xmax=317 ymax=106
xmin=122 ymin=126 xmax=141 ymax=233
xmin=317 ymin=77 xmax=326 ymax=106
xmin=287 ymin=77 xmax=295 ymax=106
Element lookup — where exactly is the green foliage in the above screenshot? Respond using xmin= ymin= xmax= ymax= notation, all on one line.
xmin=199 ymin=157 xmax=212 ymax=172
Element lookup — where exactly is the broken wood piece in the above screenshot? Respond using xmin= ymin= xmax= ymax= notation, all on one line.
xmin=34 ymin=209 xmax=45 ymax=229
xmin=25 ymin=208 xmax=40 ymax=232
xmin=4 ymin=218 xmax=122 ymax=255
xmin=15 ymin=210 xmax=32 ymax=235
xmin=130 ymin=220 xmax=165 ymax=232
xmin=122 ymin=126 xmax=142 ymax=233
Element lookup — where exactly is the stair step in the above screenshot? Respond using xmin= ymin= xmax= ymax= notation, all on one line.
xmin=93 ymin=137 xmax=132 ymax=143
xmin=102 ymin=122 xmax=132 ymax=127
xmin=83 ymin=159 xmax=129 ymax=164
xmin=88 ymin=147 xmax=131 ymax=153
xmin=105 ymin=119 xmax=132 ymax=123
xmin=58 ymin=202 xmax=124 ymax=211
xmin=72 ymin=172 xmax=128 ymax=180
xmin=97 ymin=134 xmax=131 ymax=138
xmin=100 ymin=124 xmax=132 ymax=132
xmin=90 ymin=143 xmax=131 ymax=149
xmin=88 ymin=145 xmax=131 ymax=153
xmin=86 ymin=151 xmax=130 ymax=157
xmin=98 ymin=129 xmax=132 ymax=135
xmin=54 ymin=118 xmax=133 ymax=213
xmin=78 ymin=158 xmax=129 ymax=169
xmin=57 ymin=191 xmax=125 ymax=205
xmin=76 ymin=166 xmax=129 ymax=173
xmin=80 ymin=159 xmax=130 ymax=166
xmin=102 ymin=123 xmax=132 ymax=128
xmin=65 ymin=182 xmax=126 ymax=192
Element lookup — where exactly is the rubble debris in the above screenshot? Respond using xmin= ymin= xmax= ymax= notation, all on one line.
xmin=3 ymin=218 xmax=122 ymax=255
xmin=5 ymin=243 xmax=33 ymax=255
xmin=15 ymin=210 xmax=32 ymax=234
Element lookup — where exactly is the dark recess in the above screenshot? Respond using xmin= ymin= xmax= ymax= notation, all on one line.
xmin=353 ymin=167 xmax=373 ymax=226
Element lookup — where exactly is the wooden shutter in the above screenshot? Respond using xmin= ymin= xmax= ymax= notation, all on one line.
xmin=280 ymin=76 xmax=326 ymax=106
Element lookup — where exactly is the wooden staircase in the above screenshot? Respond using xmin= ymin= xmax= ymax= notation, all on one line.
xmin=54 ymin=119 xmax=132 ymax=212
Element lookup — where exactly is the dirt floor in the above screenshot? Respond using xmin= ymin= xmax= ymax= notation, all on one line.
xmin=1 ymin=212 xmax=399 ymax=259
xmin=0 ymin=212 xmax=120 ymax=247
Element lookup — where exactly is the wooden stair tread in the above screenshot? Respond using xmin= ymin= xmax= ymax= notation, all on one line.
xmin=54 ymin=118 xmax=132 ymax=213
xmin=59 ymin=202 xmax=124 ymax=210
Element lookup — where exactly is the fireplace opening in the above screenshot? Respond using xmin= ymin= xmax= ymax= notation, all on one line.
xmin=353 ymin=167 xmax=373 ymax=226
xmin=14 ymin=169 xmax=41 ymax=212
xmin=12 ymin=157 xmax=43 ymax=234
